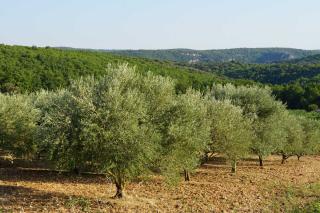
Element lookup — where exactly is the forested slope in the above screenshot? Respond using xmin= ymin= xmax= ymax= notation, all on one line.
xmin=1 ymin=44 xmax=319 ymax=111
xmin=107 ymin=48 xmax=320 ymax=64
xmin=181 ymin=57 xmax=320 ymax=111
xmin=184 ymin=60 xmax=320 ymax=84
xmin=0 ymin=44 xmax=240 ymax=93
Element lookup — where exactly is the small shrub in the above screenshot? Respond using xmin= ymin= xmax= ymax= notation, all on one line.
xmin=65 ymin=197 xmax=91 ymax=212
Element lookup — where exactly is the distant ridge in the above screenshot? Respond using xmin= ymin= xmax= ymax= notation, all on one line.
xmin=289 ymin=54 xmax=320 ymax=65
xmin=103 ymin=48 xmax=320 ymax=64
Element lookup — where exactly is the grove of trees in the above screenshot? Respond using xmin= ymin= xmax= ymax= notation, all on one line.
xmin=4 ymin=44 xmax=319 ymax=111
xmin=0 ymin=64 xmax=319 ymax=198
xmin=185 ymin=61 xmax=320 ymax=111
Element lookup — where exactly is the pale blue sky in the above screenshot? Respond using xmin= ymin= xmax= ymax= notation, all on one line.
xmin=1 ymin=0 xmax=320 ymax=50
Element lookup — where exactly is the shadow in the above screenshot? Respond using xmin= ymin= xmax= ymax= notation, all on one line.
xmin=203 ymin=155 xmax=288 ymax=168
xmin=0 ymin=184 xmax=114 ymax=212
xmin=0 ymin=151 xmax=109 ymax=184
xmin=0 ymin=158 xmax=53 ymax=169
xmin=0 ymin=185 xmax=67 ymax=210
xmin=206 ymin=156 xmax=227 ymax=165
xmin=0 ymin=185 xmax=35 ymax=196
xmin=242 ymin=157 xmax=259 ymax=162
xmin=0 ymin=168 xmax=108 ymax=185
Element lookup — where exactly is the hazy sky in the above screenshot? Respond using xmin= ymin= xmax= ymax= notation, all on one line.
xmin=1 ymin=0 xmax=320 ymax=50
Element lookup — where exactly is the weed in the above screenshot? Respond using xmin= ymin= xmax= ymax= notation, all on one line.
xmin=65 ymin=196 xmax=91 ymax=212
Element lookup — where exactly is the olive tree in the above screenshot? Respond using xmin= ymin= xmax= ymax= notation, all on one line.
xmin=252 ymin=110 xmax=287 ymax=167
xmin=211 ymin=84 xmax=287 ymax=167
xmin=295 ymin=116 xmax=320 ymax=160
xmin=38 ymin=64 xmax=178 ymax=198
xmin=0 ymin=93 xmax=39 ymax=159
xmin=86 ymin=68 xmax=160 ymax=198
xmin=160 ymin=89 xmax=211 ymax=183
xmin=36 ymin=78 xmax=96 ymax=173
xmin=278 ymin=113 xmax=304 ymax=164
xmin=208 ymin=99 xmax=253 ymax=173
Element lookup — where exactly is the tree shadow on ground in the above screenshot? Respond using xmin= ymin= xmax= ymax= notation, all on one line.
xmin=0 ymin=184 xmax=68 ymax=211
xmin=205 ymin=155 xmax=288 ymax=167
xmin=0 ymin=184 xmax=116 ymax=212
xmin=0 ymin=167 xmax=107 ymax=185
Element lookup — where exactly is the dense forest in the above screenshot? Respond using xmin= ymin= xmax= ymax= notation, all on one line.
xmin=0 ymin=44 xmax=244 ymax=94
xmin=107 ymin=48 xmax=320 ymax=64
xmin=1 ymin=44 xmax=319 ymax=111
xmin=182 ymin=60 xmax=320 ymax=111
xmin=184 ymin=61 xmax=320 ymax=84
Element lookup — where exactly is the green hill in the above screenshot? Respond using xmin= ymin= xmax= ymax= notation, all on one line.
xmin=183 ymin=61 xmax=320 ymax=85
xmin=1 ymin=44 xmax=318 ymax=111
xmin=180 ymin=57 xmax=320 ymax=111
xmin=106 ymin=48 xmax=320 ymax=64
xmin=0 ymin=44 xmax=240 ymax=93
xmin=290 ymin=54 xmax=320 ymax=65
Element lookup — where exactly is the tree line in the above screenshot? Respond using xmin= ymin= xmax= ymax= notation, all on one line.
xmin=182 ymin=61 xmax=320 ymax=111
xmin=0 ymin=65 xmax=319 ymax=198
xmin=108 ymin=48 xmax=319 ymax=64
xmin=0 ymin=44 xmax=232 ymax=94
xmin=1 ymin=44 xmax=319 ymax=111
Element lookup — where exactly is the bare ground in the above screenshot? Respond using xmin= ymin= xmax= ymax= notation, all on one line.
xmin=0 ymin=155 xmax=320 ymax=212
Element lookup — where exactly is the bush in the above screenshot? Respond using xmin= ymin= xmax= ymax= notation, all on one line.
xmin=0 ymin=93 xmax=39 ymax=158
xmin=208 ymin=100 xmax=253 ymax=173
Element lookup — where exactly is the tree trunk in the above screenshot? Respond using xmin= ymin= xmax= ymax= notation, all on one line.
xmin=281 ymin=154 xmax=288 ymax=164
xmin=37 ymin=152 xmax=41 ymax=160
xmin=231 ymin=160 xmax=237 ymax=173
xmin=297 ymin=155 xmax=302 ymax=161
xmin=114 ymin=180 xmax=125 ymax=198
xmin=200 ymin=153 xmax=209 ymax=165
xmin=258 ymin=156 xmax=264 ymax=167
xmin=72 ymin=167 xmax=81 ymax=175
xmin=184 ymin=169 xmax=190 ymax=181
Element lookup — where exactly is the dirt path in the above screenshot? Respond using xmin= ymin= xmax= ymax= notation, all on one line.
xmin=1 ymin=155 xmax=320 ymax=212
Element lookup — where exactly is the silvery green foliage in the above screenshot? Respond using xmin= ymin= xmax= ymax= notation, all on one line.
xmin=279 ymin=113 xmax=304 ymax=158
xmin=36 ymin=78 xmax=97 ymax=171
xmin=252 ymin=109 xmax=288 ymax=161
xmin=210 ymin=84 xmax=287 ymax=162
xmin=211 ymin=84 xmax=278 ymax=119
xmin=84 ymin=65 xmax=161 ymax=179
xmin=208 ymin=100 xmax=253 ymax=172
xmin=295 ymin=116 xmax=320 ymax=157
xmin=37 ymin=64 xmax=181 ymax=196
xmin=0 ymin=93 xmax=39 ymax=158
xmin=160 ymin=89 xmax=211 ymax=184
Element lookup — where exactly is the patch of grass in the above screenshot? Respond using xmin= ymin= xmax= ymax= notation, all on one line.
xmin=64 ymin=196 xmax=91 ymax=212
xmin=269 ymin=182 xmax=320 ymax=212
xmin=292 ymin=200 xmax=320 ymax=213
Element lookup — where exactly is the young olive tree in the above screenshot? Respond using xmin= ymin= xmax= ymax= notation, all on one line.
xmin=0 ymin=93 xmax=39 ymax=159
xmin=278 ymin=113 xmax=304 ymax=164
xmin=160 ymin=89 xmax=211 ymax=183
xmin=211 ymin=84 xmax=287 ymax=167
xmin=208 ymin=100 xmax=253 ymax=173
xmin=36 ymin=77 xmax=96 ymax=173
xmin=32 ymin=90 xmax=68 ymax=160
xmin=138 ymin=72 xmax=177 ymax=171
xmin=252 ymin=110 xmax=287 ymax=167
xmin=295 ymin=116 xmax=320 ymax=160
